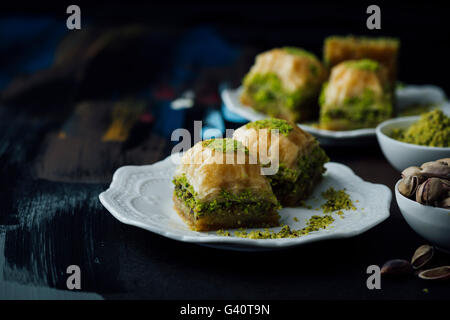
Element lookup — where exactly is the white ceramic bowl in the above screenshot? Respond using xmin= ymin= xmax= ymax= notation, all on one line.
xmin=395 ymin=180 xmax=450 ymax=250
xmin=376 ymin=116 xmax=450 ymax=172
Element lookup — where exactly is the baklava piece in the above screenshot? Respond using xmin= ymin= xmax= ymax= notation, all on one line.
xmin=319 ymin=59 xmax=393 ymax=130
xmin=233 ymin=118 xmax=329 ymax=206
xmin=172 ymin=138 xmax=280 ymax=231
xmin=323 ymin=36 xmax=399 ymax=85
xmin=240 ymin=47 xmax=327 ymax=123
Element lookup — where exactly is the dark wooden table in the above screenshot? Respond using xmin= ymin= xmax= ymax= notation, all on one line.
xmin=0 ymin=98 xmax=449 ymax=300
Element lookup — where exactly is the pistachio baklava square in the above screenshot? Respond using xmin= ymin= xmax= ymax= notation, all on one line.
xmin=172 ymin=138 xmax=280 ymax=231
xmin=323 ymin=35 xmax=399 ymax=85
xmin=318 ymin=59 xmax=393 ymax=130
xmin=240 ymin=47 xmax=327 ymax=123
xmin=233 ymin=118 xmax=329 ymax=206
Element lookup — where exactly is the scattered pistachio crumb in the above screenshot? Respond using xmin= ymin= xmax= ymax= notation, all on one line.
xmin=423 ymin=288 xmax=429 ymax=294
xmin=229 ymin=215 xmax=335 ymax=239
xmin=215 ymin=187 xmax=355 ymax=240
xmin=216 ymin=229 xmax=231 ymax=237
xmin=320 ymin=187 xmax=355 ymax=213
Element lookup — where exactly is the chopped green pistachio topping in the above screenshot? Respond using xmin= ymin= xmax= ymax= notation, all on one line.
xmin=233 ymin=214 xmax=335 ymax=239
xmin=296 ymin=145 xmax=329 ymax=182
xmin=318 ymin=82 xmax=328 ymax=107
xmin=342 ymin=88 xmax=377 ymax=107
xmin=389 ymin=128 xmax=405 ymax=141
xmin=343 ymin=59 xmax=380 ymax=71
xmin=320 ymin=187 xmax=355 ymax=213
xmin=268 ymin=143 xmax=329 ymax=203
xmin=389 ymin=109 xmax=450 ymax=147
xmin=173 ymin=174 xmax=198 ymax=211
xmin=216 ymin=229 xmax=231 ymax=237
xmin=218 ymin=188 xmax=277 ymax=206
xmin=319 ymin=85 xmax=393 ymax=129
xmin=214 ymin=186 xmax=357 ymax=239
xmin=173 ymin=174 xmax=279 ymax=218
xmin=243 ymin=72 xmax=307 ymax=111
xmin=246 ymin=118 xmax=293 ymax=136
xmin=241 ymin=70 xmax=321 ymax=122
xmin=202 ymin=138 xmax=249 ymax=154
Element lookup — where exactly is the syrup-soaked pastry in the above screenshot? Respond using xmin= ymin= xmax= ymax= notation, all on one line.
xmin=240 ymin=47 xmax=327 ymax=123
xmin=233 ymin=118 xmax=329 ymax=206
xmin=323 ymin=35 xmax=399 ymax=85
xmin=319 ymin=59 xmax=393 ymax=130
xmin=172 ymin=138 xmax=280 ymax=231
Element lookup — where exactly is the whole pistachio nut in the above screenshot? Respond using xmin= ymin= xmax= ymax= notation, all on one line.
xmin=420 ymin=161 xmax=435 ymax=168
xmin=381 ymin=259 xmax=413 ymax=276
xmin=398 ymin=175 xmax=419 ymax=198
xmin=435 ymin=158 xmax=450 ymax=166
xmin=411 ymin=245 xmax=434 ymax=269
xmin=420 ymin=160 xmax=447 ymax=169
xmin=416 ymin=181 xmax=426 ymax=204
xmin=420 ymin=162 xmax=450 ymax=180
xmin=418 ymin=266 xmax=450 ymax=280
xmin=426 ymin=178 xmax=446 ymax=202
xmin=401 ymin=166 xmax=422 ymax=179
xmin=416 ymin=178 xmax=444 ymax=204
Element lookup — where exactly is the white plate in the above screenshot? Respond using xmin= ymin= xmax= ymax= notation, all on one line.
xmin=221 ymin=85 xmax=449 ymax=146
xmin=99 ymin=154 xmax=392 ymax=251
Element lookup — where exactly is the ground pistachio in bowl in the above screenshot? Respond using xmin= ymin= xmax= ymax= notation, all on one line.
xmin=398 ymin=158 xmax=450 ymax=208
xmin=389 ymin=109 xmax=450 ymax=147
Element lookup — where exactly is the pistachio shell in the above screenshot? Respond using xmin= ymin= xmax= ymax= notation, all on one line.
xmin=416 ymin=178 xmax=444 ymax=204
xmin=436 ymin=158 xmax=450 ymax=166
xmin=420 ymin=161 xmax=436 ymax=168
xmin=381 ymin=259 xmax=413 ymax=276
xmin=426 ymin=178 xmax=445 ymax=202
xmin=422 ymin=160 xmax=449 ymax=167
xmin=398 ymin=175 xmax=418 ymax=198
xmin=416 ymin=181 xmax=426 ymax=204
xmin=411 ymin=245 xmax=434 ymax=269
xmin=401 ymin=166 xmax=422 ymax=179
xmin=420 ymin=162 xmax=450 ymax=180
xmin=418 ymin=266 xmax=450 ymax=280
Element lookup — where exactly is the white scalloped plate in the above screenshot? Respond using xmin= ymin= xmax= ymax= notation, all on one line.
xmin=221 ymin=85 xmax=449 ymax=146
xmin=99 ymin=154 xmax=392 ymax=251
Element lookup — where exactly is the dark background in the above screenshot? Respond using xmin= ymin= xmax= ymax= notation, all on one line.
xmin=0 ymin=1 xmax=449 ymax=301
xmin=2 ymin=1 xmax=450 ymax=92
